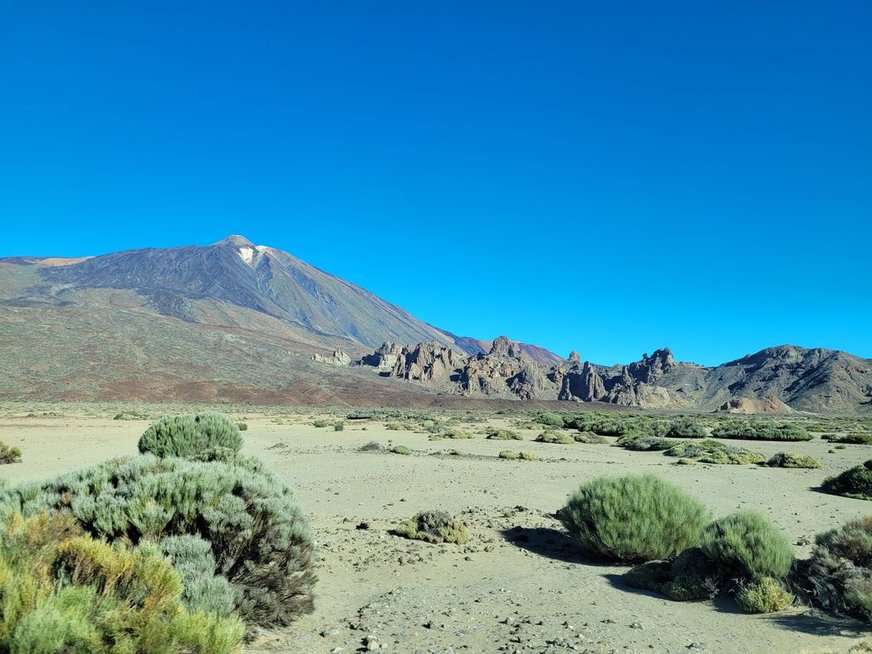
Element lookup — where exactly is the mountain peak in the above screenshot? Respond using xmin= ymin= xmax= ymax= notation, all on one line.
xmin=214 ymin=234 xmax=255 ymax=248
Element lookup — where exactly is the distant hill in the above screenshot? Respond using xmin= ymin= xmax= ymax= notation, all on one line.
xmin=0 ymin=236 xmax=868 ymax=411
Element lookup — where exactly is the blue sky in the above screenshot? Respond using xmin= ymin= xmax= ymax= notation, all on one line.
xmin=1 ymin=1 xmax=870 ymax=365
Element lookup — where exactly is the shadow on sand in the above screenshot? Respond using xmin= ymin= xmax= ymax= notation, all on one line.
xmin=500 ymin=525 xmax=615 ymax=566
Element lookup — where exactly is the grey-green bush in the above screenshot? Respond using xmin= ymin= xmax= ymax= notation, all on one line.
xmin=797 ymin=516 xmax=872 ymax=621
xmin=557 ymin=475 xmax=711 ymax=561
xmin=700 ymin=511 xmax=793 ymax=580
xmin=158 ymin=534 xmax=239 ymax=617
xmin=17 ymin=453 xmax=315 ymax=626
xmin=138 ymin=413 xmax=242 ymax=459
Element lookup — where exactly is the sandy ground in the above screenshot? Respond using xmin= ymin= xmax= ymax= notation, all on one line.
xmin=0 ymin=411 xmax=870 ymax=654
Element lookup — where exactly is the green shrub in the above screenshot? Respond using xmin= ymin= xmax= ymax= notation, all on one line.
xmin=799 ymin=516 xmax=872 ymax=621
xmin=0 ymin=512 xmax=244 ymax=653
xmin=237 ymin=421 xmax=248 ymax=431
xmin=557 ymin=475 xmax=710 ymax=561
xmin=0 ymin=441 xmax=21 ymax=464
xmin=619 ymin=436 xmax=676 ymax=451
xmin=18 ymin=453 xmax=315 ymax=626
xmin=573 ymin=432 xmax=609 ymax=444
xmin=665 ymin=439 xmax=764 ymax=465
xmin=334 ymin=421 xmax=345 ymax=432
xmin=536 ymin=412 xmax=566 ymax=427
xmin=700 ymin=511 xmax=793 ymax=580
xmin=429 ymin=428 xmax=473 ymax=440
xmin=665 ymin=418 xmax=708 ymax=438
xmin=711 ymin=420 xmax=811 ymax=441
xmin=393 ymin=511 xmax=468 ymax=544
xmin=821 ymin=460 xmax=872 ymax=501
xmin=385 ymin=422 xmax=404 ymax=431
xmin=313 ymin=419 xmax=330 ymax=428
xmin=736 ymin=576 xmax=794 ymax=613
xmin=391 ymin=445 xmax=411 ymax=455
xmin=487 ymin=428 xmax=522 ymax=440
xmin=766 ymin=452 xmax=820 ymax=469
xmin=535 ymin=430 xmax=574 ymax=444
xmin=138 ymin=413 xmax=243 ymax=459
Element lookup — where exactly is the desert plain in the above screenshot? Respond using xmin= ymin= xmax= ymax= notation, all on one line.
xmin=0 ymin=405 xmax=869 ymax=654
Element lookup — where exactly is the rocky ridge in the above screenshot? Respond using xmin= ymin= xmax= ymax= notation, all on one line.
xmin=350 ymin=340 xmax=872 ymax=412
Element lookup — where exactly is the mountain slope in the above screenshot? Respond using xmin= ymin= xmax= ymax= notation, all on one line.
xmin=0 ymin=237 xmax=868 ymax=411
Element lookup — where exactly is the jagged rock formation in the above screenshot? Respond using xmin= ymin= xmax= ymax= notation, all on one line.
xmin=312 ymin=349 xmax=352 ymax=366
xmin=358 ymin=342 xmax=872 ymax=413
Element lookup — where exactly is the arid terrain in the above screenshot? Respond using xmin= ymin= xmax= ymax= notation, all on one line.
xmin=1 ymin=404 xmax=870 ymax=653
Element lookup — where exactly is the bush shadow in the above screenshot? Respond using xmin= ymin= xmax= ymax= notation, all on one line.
xmin=500 ymin=525 xmax=609 ymax=565
xmin=765 ymin=611 xmax=870 ymax=637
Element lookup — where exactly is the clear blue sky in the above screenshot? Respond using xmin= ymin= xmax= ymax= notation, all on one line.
xmin=2 ymin=1 xmax=870 ymax=366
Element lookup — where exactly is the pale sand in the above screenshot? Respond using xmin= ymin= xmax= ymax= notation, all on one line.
xmin=0 ymin=413 xmax=869 ymax=653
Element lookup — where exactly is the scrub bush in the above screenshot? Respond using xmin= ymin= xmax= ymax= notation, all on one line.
xmin=138 ymin=413 xmax=242 ymax=460
xmin=393 ymin=511 xmax=468 ymax=544
xmin=797 ymin=516 xmax=872 ymax=621
xmin=18 ymin=453 xmax=315 ymax=626
xmin=821 ymin=461 xmax=872 ymax=500
xmin=535 ymin=430 xmax=574 ymax=444
xmin=0 ymin=512 xmax=244 ymax=653
xmin=767 ymin=452 xmax=820 ymax=469
xmin=736 ymin=577 xmax=794 ymax=613
xmin=0 ymin=441 xmax=21 ymax=464
xmin=701 ymin=511 xmax=793 ymax=580
xmin=557 ymin=475 xmax=710 ymax=561
xmin=487 ymin=428 xmax=522 ymax=440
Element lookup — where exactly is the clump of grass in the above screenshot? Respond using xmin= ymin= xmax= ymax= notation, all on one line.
xmin=313 ymin=419 xmax=330 ymax=428
xmin=486 ymin=428 xmax=522 ymax=440
xmin=557 ymin=474 xmax=710 ymax=561
xmin=0 ymin=512 xmax=244 ymax=652
xmin=573 ymin=432 xmax=609 ymax=444
xmin=499 ymin=450 xmax=537 ymax=461
xmin=334 ymin=421 xmax=345 ymax=431
xmin=701 ymin=511 xmax=793 ymax=580
xmin=766 ymin=452 xmax=820 ymax=469
xmin=736 ymin=577 xmax=794 ymax=613
xmin=618 ymin=435 xmax=677 ymax=451
xmin=391 ymin=445 xmax=412 ymax=455
xmin=429 ymin=428 xmax=474 ymax=441
xmin=385 ymin=422 xmax=404 ymax=431
xmin=535 ymin=430 xmax=574 ymax=444
xmin=392 ymin=511 xmax=468 ymax=544
xmin=138 ymin=413 xmax=242 ymax=460
xmin=0 ymin=441 xmax=21 ymax=464
xmin=359 ymin=441 xmax=384 ymax=452
xmin=665 ymin=439 xmax=764 ymax=465
xmin=821 ymin=460 xmax=872 ymax=501
xmin=796 ymin=516 xmax=872 ymax=621
xmin=237 ymin=421 xmax=248 ymax=431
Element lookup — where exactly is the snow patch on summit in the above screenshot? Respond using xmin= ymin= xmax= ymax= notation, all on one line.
xmin=238 ymin=247 xmax=254 ymax=264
